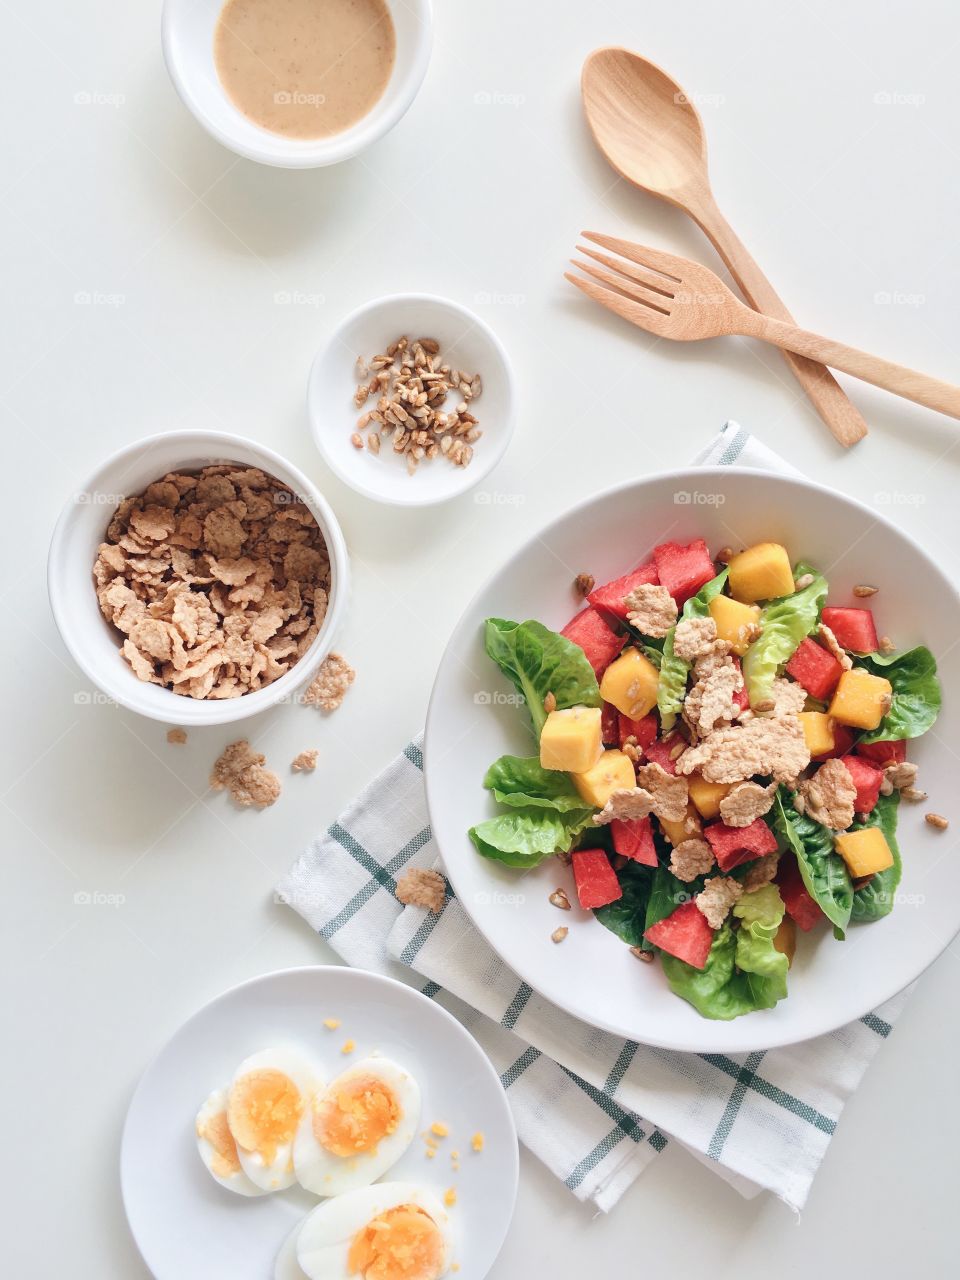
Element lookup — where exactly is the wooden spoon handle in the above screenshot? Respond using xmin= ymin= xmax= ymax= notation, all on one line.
xmin=743 ymin=312 xmax=960 ymax=420
xmin=693 ymin=193 xmax=869 ymax=447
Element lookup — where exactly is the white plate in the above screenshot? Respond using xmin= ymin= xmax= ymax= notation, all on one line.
xmin=424 ymin=467 xmax=960 ymax=1054
xmin=122 ymin=967 xmax=518 ymax=1279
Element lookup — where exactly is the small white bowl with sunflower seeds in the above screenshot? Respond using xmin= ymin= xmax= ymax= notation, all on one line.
xmin=308 ymin=293 xmax=516 ymax=506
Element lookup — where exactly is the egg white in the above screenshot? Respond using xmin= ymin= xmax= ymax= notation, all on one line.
xmin=274 ymin=1219 xmax=311 ymax=1280
xmin=296 ymin=1182 xmax=452 ymax=1280
xmin=229 ymin=1047 xmax=319 ymax=1192
xmin=195 ymin=1086 xmax=268 ymax=1197
xmin=294 ymin=1057 xmax=420 ymax=1197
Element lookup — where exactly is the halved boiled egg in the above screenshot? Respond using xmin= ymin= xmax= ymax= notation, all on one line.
xmin=296 ymin=1182 xmax=452 ymax=1280
xmin=228 ymin=1047 xmax=318 ymax=1192
xmin=274 ymin=1220 xmax=311 ymax=1280
xmin=294 ymin=1057 xmax=420 ymax=1196
xmin=195 ymin=1086 xmax=267 ymax=1197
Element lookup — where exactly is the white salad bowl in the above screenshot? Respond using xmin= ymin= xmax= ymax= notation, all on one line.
xmin=47 ymin=430 xmax=349 ymax=727
xmin=424 ymin=467 xmax=959 ymax=1053
xmin=161 ymin=0 xmax=433 ymax=168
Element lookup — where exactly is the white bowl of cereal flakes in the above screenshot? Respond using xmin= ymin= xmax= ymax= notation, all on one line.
xmin=48 ymin=431 xmax=350 ymax=726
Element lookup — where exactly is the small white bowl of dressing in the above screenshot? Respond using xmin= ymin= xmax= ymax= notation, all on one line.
xmin=162 ymin=0 xmax=433 ymax=168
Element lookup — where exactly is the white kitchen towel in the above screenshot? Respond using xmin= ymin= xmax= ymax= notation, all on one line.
xmin=278 ymin=422 xmax=908 ymax=1213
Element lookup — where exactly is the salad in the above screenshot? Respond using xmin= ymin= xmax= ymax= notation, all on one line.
xmin=468 ymin=537 xmax=942 ymax=1021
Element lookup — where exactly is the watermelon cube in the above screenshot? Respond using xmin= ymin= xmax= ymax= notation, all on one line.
xmin=601 ymin=702 xmax=620 ymax=747
xmin=704 ymin=817 xmax=778 ymax=872
xmin=588 ymin=561 xmax=659 ymax=622
xmin=572 ymin=848 xmax=622 ymax=909
xmin=618 ymin=711 xmax=658 ymax=753
xmin=644 ymin=900 xmax=714 ymax=969
xmin=644 ymin=735 xmax=681 ymax=775
xmin=814 ymin=721 xmax=855 ymax=760
xmin=855 ymin=738 xmax=906 ymax=768
xmin=730 ymin=656 xmax=750 ymax=713
xmin=840 ymin=754 xmax=884 ymax=815
xmin=776 ymin=853 xmax=823 ymax=931
xmin=821 ymin=606 xmax=879 ymax=654
xmin=786 ymin=636 xmax=843 ymax=701
xmin=561 ymin=607 xmax=626 ymax=678
xmin=611 ymin=816 xmax=658 ymax=866
xmin=652 ymin=539 xmax=717 ymax=606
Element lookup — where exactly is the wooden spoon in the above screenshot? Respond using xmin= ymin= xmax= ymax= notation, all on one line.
xmin=581 ymin=47 xmax=868 ymax=447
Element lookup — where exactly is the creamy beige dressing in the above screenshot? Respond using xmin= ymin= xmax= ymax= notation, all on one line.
xmin=214 ymin=0 xmax=396 ymax=140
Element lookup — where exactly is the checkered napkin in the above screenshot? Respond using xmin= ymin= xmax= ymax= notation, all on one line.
xmin=278 ymin=423 xmax=909 ymax=1213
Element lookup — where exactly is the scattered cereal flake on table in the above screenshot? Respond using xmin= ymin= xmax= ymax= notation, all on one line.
xmin=291 ymin=749 xmax=319 ymax=772
xmin=210 ymin=739 xmax=281 ymax=808
xmin=471 ymin=1132 xmax=484 ymax=1152
xmin=323 ymin=1017 xmax=340 ymax=1030
xmin=395 ymin=867 xmax=446 ymax=913
xmin=341 ymin=1039 xmax=356 ymax=1054
xmin=166 ymin=727 xmax=187 ymax=745
xmin=304 ymin=653 xmax=356 ymax=712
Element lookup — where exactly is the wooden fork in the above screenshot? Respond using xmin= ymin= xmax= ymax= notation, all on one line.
xmin=567 ymin=233 xmax=960 ymax=420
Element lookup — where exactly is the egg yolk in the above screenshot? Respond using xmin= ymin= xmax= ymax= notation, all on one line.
xmin=196 ymin=1109 xmax=241 ymax=1178
xmin=227 ymin=1069 xmax=302 ymax=1164
xmin=347 ymin=1205 xmax=445 ymax=1280
xmin=313 ymin=1075 xmax=400 ymax=1158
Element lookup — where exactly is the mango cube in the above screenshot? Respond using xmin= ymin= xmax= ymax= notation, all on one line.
xmin=599 ymin=648 xmax=659 ymax=720
xmin=834 ymin=827 xmax=894 ymax=878
xmin=828 ymin=669 xmax=892 ymax=731
xmin=658 ymin=803 xmax=701 ymax=846
xmin=727 ymin=542 xmax=795 ymax=603
xmin=708 ymin=595 xmax=762 ymax=656
xmin=539 ymin=706 xmax=603 ymax=774
xmin=687 ymin=774 xmax=732 ymax=820
xmin=773 ymin=916 xmax=797 ymax=967
xmin=798 ymin=711 xmax=836 ymax=758
xmin=572 ymin=750 xmax=636 ymax=809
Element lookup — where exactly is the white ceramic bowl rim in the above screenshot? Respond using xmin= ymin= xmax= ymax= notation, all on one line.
xmin=308 ymin=292 xmax=517 ymax=507
xmin=47 ymin=429 xmax=349 ymax=726
xmin=424 ymin=464 xmax=960 ymax=1053
xmin=161 ymin=0 xmax=434 ymax=168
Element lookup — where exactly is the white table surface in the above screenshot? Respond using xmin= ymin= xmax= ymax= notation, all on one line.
xmin=3 ymin=0 xmax=959 ymax=1274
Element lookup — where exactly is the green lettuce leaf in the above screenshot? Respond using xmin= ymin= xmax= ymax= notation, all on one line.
xmin=850 ymin=791 xmax=902 ymax=921
xmin=468 ymin=807 xmax=594 ymax=869
xmin=742 ymin=561 xmax=827 ymax=705
xmin=483 ymin=618 xmax=601 ymax=738
xmin=771 ymin=786 xmax=853 ymax=938
xmin=657 ymin=570 xmax=729 ymax=728
xmin=483 ymin=755 xmax=588 ymax=812
xmin=593 ymin=862 xmax=654 ymax=946
xmin=856 ymin=646 xmax=941 ymax=743
xmin=660 ymin=884 xmax=789 ymax=1020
